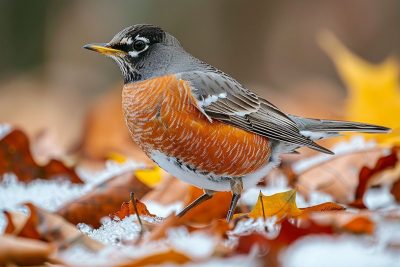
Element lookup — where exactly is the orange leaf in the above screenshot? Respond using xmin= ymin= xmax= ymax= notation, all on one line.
xmin=0 ymin=129 xmax=82 ymax=183
xmin=341 ymin=216 xmax=375 ymax=235
xmin=301 ymin=202 xmax=345 ymax=213
xmin=182 ymin=186 xmax=232 ymax=224
xmin=113 ymin=196 xmax=155 ymax=220
xmin=147 ymin=187 xmax=232 ymax=241
xmin=3 ymin=211 xmax=15 ymax=234
xmin=118 ymin=249 xmax=190 ymax=267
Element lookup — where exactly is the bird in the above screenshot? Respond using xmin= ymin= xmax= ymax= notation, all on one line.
xmin=84 ymin=24 xmax=390 ymax=222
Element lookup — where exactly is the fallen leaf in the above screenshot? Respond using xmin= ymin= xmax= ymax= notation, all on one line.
xmin=3 ymin=211 xmax=15 ymax=234
xmin=235 ymin=218 xmax=334 ymax=267
xmin=5 ymin=203 xmax=103 ymax=253
xmin=113 ymin=195 xmax=156 ymax=220
xmin=147 ymin=187 xmax=232 ymax=241
xmin=0 ymin=129 xmax=82 ymax=183
xmin=300 ymin=202 xmax=345 ymax=213
xmin=0 ymin=235 xmax=55 ymax=266
xmin=118 ymin=249 xmax=191 ymax=267
xmin=57 ymin=172 xmax=151 ymax=228
xmin=293 ymin=147 xmax=387 ymax=203
xmin=391 ymin=179 xmax=400 ymax=203
xmin=341 ymin=216 xmax=375 ymax=235
xmin=247 ymin=190 xmax=301 ymax=220
xmin=243 ymin=190 xmax=344 ymax=221
xmin=182 ymin=186 xmax=232 ymax=224
xmin=350 ymin=147 xmax=399 ymax=208
xmin=319 ymin=31 xmax=397 ymax=143
xmin=235 ymin=232 xmax=270 ymax=255
xmin=135 ymin=166 xmax=163 ymax=188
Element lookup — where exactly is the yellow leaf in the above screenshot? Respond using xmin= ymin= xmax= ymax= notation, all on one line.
xmin=318 ymin=31 xmax=400 ymax=144
xmin=248 ymin=190 xmax=302 ymax=220
xmin=107 ymin=152 xmax=128 ymax=163
xmin=243 ymin=190 xmax=344 ymax=221
xmin=107 ymin=152 xmax=163 ymax=188
xmin=135 ymin=166 xmax=162 ymax=188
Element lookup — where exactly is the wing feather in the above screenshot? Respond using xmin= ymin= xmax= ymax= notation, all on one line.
xmin=178 ymin=71 xmax=332 ymax=154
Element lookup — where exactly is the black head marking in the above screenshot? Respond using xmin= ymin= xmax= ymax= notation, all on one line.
xmin=109 ymin=24 xmax=166 ymax=48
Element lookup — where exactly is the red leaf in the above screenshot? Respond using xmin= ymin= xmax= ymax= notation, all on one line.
xmin=0 ymin=129 xmax=82 ymax=183
xmin=391 ymin=179 xmax=400 ymax=203
xmin=350 ymin=147 xmax=399 ymax=207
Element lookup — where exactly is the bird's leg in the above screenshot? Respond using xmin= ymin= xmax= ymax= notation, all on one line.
xmin=226 ymin=178 xmax=243 ymax=222
xmin=177 ymin=189 xmax=214 ymax=217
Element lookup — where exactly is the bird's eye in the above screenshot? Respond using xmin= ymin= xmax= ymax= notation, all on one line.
xmin=133 ymin=40 xmax=147 ymax=51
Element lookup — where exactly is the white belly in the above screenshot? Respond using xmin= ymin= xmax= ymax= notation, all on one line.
xmin=150 ymin=150 xmax=279 ymax=192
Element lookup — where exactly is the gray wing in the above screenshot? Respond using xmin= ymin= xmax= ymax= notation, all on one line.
xmin=178 ymin=71 xmax=332 ymax=154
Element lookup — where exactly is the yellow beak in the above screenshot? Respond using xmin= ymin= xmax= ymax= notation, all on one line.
xmin=83 ymin=43 xmax=126 ymax=56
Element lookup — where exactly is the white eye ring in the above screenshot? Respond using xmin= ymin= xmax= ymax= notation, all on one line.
xmin=128 ymin=36 xmax=150 ymax=57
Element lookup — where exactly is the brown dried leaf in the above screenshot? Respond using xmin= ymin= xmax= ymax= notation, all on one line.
xmin=58 ymin=172 xmax=151 ymax=228
xmin=5 ymin=203 xmax=103 ymax=252
xmin=0 ymin=129 xmax=82 ymax=183
xmin=294 ymin=147 xmax=388 ymax=203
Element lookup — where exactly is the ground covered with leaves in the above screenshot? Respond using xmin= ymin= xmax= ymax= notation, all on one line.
xmin=1 ymin=34 xmax=400 ymax=267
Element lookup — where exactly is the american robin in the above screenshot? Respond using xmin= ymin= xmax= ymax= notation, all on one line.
xmin=84 ymin=24 xmax=389 ymax=221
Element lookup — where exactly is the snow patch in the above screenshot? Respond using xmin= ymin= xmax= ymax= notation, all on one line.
xmin=0 ymin=124 xmax=12 ymax=139
xmin=168 ymin=227 xmax=217 ymax=260
xmin=281 ymin=235 xmax=400 ymax=267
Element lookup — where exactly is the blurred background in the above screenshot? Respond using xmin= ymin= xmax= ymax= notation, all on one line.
xmin=0 ymin=0 xmax=399 ymax=161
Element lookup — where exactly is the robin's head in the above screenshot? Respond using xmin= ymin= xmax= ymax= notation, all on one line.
xmin=84 ymin=24 xmax=186 ymax=83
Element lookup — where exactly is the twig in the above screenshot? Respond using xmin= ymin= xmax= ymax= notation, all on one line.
xmin=130 ymin=192 xmax=145 ymax=244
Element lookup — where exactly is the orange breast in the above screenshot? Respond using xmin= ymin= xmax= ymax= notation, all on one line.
xmin=122 ymin=75 xmax=271 ymax=177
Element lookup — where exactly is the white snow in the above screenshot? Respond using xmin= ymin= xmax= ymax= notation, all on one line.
xmin=78 ymin=215 xmax=152 ymax=245
xmin=0 ymin=124 xmax=12 ymax=139
xmin=0 ymin=159 xmax=145 ymax=234
xmin=168 ymin=227 xmax=217 ymax=260
xmin=363 ymin=186 xmax=397 ymax=210
xmin=281 ymin=235 xmax=400 ymax=267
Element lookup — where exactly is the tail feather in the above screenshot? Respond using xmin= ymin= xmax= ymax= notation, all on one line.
xmin=289 ymin=115 xmax=391 ymax=134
